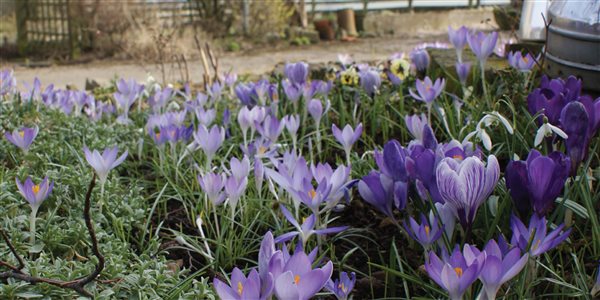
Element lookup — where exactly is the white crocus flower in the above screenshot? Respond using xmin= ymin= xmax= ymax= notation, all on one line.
xmin=534 ymin=121 xmax=568 ymax=147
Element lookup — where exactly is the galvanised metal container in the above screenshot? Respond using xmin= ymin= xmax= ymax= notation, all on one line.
xmin=546 ymin=0 xmax=600 ymax=92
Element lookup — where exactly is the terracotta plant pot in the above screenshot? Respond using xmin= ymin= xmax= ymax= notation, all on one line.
xmin=314 ymin=19 xmax=335 ymax=41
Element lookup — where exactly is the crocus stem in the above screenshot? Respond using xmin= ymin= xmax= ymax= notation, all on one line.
xmin=345 ymin=150 xmax=351 ymax=166
xmin=480 ymin=63 xmax=488 ymax=106
xmin=315 ymin=123 xmax=322 ymax=158
xmin=100 ymin=181 xmax=105 ymax=200
xmin=427 ymin=104 xmax=432 ymax=124
xmin=464 ymin=225 xmax=473 ymax=244
xmin=171 ymin=144 xmax=178 ymax=182
xmin=212 ymin=204 xmax=221 ymax=239
xmin=29 ymin=209 xmax=38 ymax=246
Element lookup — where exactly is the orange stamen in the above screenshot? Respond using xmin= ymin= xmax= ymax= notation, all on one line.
xmin=32 ymin=184 xmax=40 ymax=195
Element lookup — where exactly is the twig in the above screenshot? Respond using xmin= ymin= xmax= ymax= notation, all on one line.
xmin=1 ymin=229 xmax=25 ymax=271
xmin=528 ymin=13 xmax=552 ymax=75
xmin=205 ymin=42 xmax=219 ymax=83
xmin=194 ymin=35 xmax=211 ymax=87
xmin=0 ymin=173 xmax=105 ymax=297
xmin=73 ymin=173 xmax=104 ymax=287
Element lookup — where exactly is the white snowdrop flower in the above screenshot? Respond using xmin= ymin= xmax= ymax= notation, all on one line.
xmin=534 ymin=122 xmax=568 ymax=147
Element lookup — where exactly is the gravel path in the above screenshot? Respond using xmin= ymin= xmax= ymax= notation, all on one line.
xmin=6 ymin=34 xmax=447 ymax=89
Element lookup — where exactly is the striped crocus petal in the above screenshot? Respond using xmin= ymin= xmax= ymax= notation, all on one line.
xmin=436 ymin=155 xmax=499 ymax=229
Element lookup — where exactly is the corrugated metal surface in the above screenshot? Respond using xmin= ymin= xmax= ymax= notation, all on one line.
xmin=307 ymin=0 xmax=510 ymax=12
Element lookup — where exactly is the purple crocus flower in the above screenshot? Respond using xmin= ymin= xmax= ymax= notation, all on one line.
xmin=207 ymin=81 xmax=223 ymax=102
xmin=410 ymin=49 xmax=431 ymax=73
xmin=116 ymin=78 xmax=144 ymax=100
xmin=527 ymin=75 xmax=581 ymax=126
xmin=256 ymin=115 xmax=285 ymax=142
xmin=221 ymin=72 xmax=238 ymax=87
xmin=505 ymin=149 xmax=570 ymax=216
xmin=198 ymin=172 xmax=227 ymax=206
xmin=214 ymin=268 xmax=265 ymax=300
xmin=273 ymin=250 xmax=333 ymax=300
xmin=358 ymin=171 xmax=405 ymax=219
xmin=148 ymin=127 xmax=168 ymax=146
xmin=83 ymin=146 xmax=128 ymax=185
xmin=238 ymin=106 xmax=266 ymax=141
xmin=510 ymin=214 xmax=571 ymax=258
xmin=253 ymin=79 xmax=270 ymax=105
xmin=147 ymin=87 xmax=173 ymax=113
xmin=114 ymin=78 xmax=143 ymax=124
xmin=467 ymin=31 xmax=498 ymax=65
xmin=258 ymin=231 xmax=277 ymax=295
xmin=303 ymin=80 xmax=325 ymax=100
xmin=374 ymin=139 xmax=409 ymax=182
xmin=477 ymin=239 xmax=529 ymax=300
xmin=0 ymin=69 xmax=17 ymax=96
xmin=4 ymin=126 xmax=39 ymax=153
xmin=359 ymin=69 xmax=381 ymax=97
xmin=455 ymin=62 xmax=471 ymax=86
xmin=308 ymin=99 xmax=324 ymax=124
xmin=560 ymin=101 xmax=591 ymax=173
xmin=284 ymin=114 xmax=300 ymax=138
xmin=325 ymin=272 xmax=356 ymax=300
xmin=448 ymin=26 xmax=469 ymax=62
xmin=404 ymin=214 xmax=443 ymax=249
xmin=282 ymin=80 xmax=303 ymax=103
xmin=406 ymin=145 xmax=443 ymax=203
xmin=21 ymin=78 xmax=42 ymax=103
xmin=275 ymin=206 xmax=348 ymax=248
xmin=405 ymin=114 xmax=438 ymax=149
xmin=194 ymin=107 xmax=217 ymax=126
xmin=284 ymin=62 xmax=309 ymax=85
xmin=158 ymin=124 xmax=193 ymax=146
xmin=426 ymin=245 xmax=482 ymax=300
xmin=193 ymin=125 xmax=225 ymax=164
xmin=409 ymin=76 xmax=445 ymax=105
xmin=507 ymin=51 xmax=536 ymax=72
xmin=225 ymin=174 xmax=248 ymax=214
xmin=255 ymin=158 xmax=265 ymax=194
xmin=436 ymin=155 xmax=500 ymax=229
xmin=310 ymin=163 xmax=354 ymax=209
xmin=235 ymin=83 xmax=258 ymax=107
xmin=16 ymin=176 xmax=53 ymax=212
xmin=225 ymin=156 xmax=250 ymax=212
xmin=331 ymin=123 xmax=363 ymax=162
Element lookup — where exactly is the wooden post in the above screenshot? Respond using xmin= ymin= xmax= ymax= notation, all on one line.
xmin=15 ymin=0 xmax=28 ymax=55
xmin=66 ymin=0 xmax=80 ymax=59
xmin=299 ymin=0 xmax=307 ymax=28
xmin=242 ymin=0 xmax=249 ymax=36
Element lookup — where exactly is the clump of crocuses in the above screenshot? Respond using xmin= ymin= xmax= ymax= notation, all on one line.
xmin=214 ymin=231 xmax=334 ymax=300
xmin=426 ymin=245 xmax=484 ymax=300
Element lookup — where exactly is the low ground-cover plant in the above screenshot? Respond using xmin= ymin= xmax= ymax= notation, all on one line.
xmin=1 ymin=25 xmax=599 ymax=299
